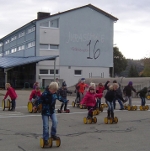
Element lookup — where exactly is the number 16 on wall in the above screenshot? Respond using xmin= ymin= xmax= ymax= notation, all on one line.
xmin=87 ymin=40 xmax=100 ymax=59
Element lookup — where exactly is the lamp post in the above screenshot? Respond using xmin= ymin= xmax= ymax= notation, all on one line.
xmin=113 ymin=44 xmax=117 ymax=77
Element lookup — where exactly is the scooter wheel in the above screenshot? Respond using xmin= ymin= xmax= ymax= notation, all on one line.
xmin=104 ymin=117 xmax=108 ymax=124
xmin=139 ymin=106 xmax=143 ymax=111
xmin=127 ymin=106 xmax=131 ymax=111
xmin=79 ymin=104 xmax=83 ymax=109
xmin=48 ymin=138 xmax=53 ymax=147
xmin=83 ymin=117 xmax=87 ymax=124
xmin=28 ymin=102 xmax=33 ymax=113
xmin=100 ymin=106 xmax=103 ymax=112
xmin=87 ymin=118 xmax=92 ymax=124
xmin=93 ymin=117 xmax=97 ymax=123
xmin=40 ymin=138 xmax=44 ymax=148
xmin=56 ymin=137 xmax=61 ymax=147
xmin=2 ymin=99 xmax=5 ymax=111
xmin=114 ymin=117 xmax=118 ymax=123
xmin=146 ymin=105 xmax=149 ymax=110
xmin=109 ymin=118 xmax=113 ymax=124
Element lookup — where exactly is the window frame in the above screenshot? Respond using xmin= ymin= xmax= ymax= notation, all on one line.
xmin=74 ymin=70 xmax=82 ymax=75
xmin=39 ymin=69 xmax=49 ymax=74
xmin=50 ymin=69 xmax=59 ymax=75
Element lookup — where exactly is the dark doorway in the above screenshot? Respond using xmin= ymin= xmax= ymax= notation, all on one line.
xmin=6 ymin=63 xmax=36 ymax=88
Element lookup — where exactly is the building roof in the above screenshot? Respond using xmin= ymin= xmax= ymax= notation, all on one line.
xmin=0 ymin=4 xmax=118 ymax=40
xmin=47 ymin=4 xmax=118 ymax=21
xmin=0 ymin=55 xmax=59 ymax=69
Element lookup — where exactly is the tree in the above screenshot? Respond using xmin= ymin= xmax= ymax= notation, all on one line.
xmin=128 ymin=65 xmax=139 ymax=77
xmin=140 ymin=58 xmax=150 ymax=77
xmin=113 ymin=47 xmax=127 ymax=76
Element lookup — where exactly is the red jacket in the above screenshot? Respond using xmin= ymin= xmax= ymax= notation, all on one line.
xmin=77 ymin=82 xmax=88 ymax=93
xmin=80 ymin=91 xmax=103 ymax=107
xmin=96 ymin=86 xmax=105 ymax=94
xmin=29 ymin=90 xmax=41 ymax=101
xmin=4 ymin=87 xmax=17 ymax=100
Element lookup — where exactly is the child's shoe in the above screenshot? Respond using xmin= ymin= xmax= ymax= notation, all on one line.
xmin=107 ymin=110 xmax=110 ymax=119
xmin=51 ymin=135 xmax=59 ymax=140
xmin=44 ymin=140 xmax=49 ymax=146
xmin=10 ymin=108 xmax=15 ymax=111
xmin=87 ymin=115 xmax=92 ymax=119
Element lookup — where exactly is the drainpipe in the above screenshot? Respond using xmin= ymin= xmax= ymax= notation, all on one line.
xmin=31 ymin=21 xmax=36 ymax=56
xmin=0 ymin=40 xmax=4 ymax=56
xmin=4 ymin=70 xmax=7 ymax=84
xmin=54 ymin=58 xmax=56 ymax=81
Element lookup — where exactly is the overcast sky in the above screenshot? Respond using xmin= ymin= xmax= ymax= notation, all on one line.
xmin=0 ymin=0 xmax=150 ymax=60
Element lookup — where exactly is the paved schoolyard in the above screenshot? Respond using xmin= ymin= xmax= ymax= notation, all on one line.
xmin=0 ymin=90 xmax=150 ymax=151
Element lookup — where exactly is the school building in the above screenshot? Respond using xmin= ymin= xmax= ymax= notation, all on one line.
xmin=0 ymin=4 xmax=118 ymax=88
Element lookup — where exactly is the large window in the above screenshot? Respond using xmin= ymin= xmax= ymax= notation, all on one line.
xmin=5 ymin=39 xmax=10 ymax=44
xmin=40 ymin=44 xmax=59 ymax=50
xmin=50 ymin=69 xmax=59 ymax=74
xmin=27 ymin=27 xmax=35 ymax=34
xmin=40 ymin=44 xmax=49 ymax=49
xmin=50 ymin=44 xmax=59 ymax=49
xmin=11 ymin=48 xmax=17 ymax=53
xmin=11 ymin=36 xmax=17 ymax=41
xmin=40 ymin=22 xmax=49 ymax=27
xmin=5 ymin=50 xmax=10 ymax=55
xmin=50 ymin=19 xmax=59 ymax=28
xmin=18 ymin=45 xmax=25 ymax=51
xmin=74 ymin=70 xmax=82 ymax=75
xmin=39 ymin=69 xmax=48 ymax=74
xmin=27 ymin=41 xmax=35 ymax=48
xmin=18 ymin=32 xmax=25 ymax=38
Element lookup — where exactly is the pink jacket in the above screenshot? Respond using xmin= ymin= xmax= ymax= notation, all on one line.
xmin=96 ymin=86 xmax=105 ymax=94
xmin=29 ymin=90 xmax=41 ymax=101
xmin=80 ymin=91 xmax=103 ymax=107
xmin=4 ymin=87 xmax=17 ymax=100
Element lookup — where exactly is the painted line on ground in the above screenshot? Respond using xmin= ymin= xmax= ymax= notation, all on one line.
xmin=0 ymin=103 xmax=150 ymax=109
xmin=0 ymin=108 xmax=149 ymax=119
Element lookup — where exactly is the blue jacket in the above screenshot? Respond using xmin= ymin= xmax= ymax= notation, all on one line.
xmin=35 ymin=88 xmax=67 ymax=116
xmin=57 ymin=87 xmax=72 ymax=99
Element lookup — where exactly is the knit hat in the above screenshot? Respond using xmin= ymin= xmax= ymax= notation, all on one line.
xmin=35 ymin=86 xmax=40 ymax=90
xmin=128 ymin=81 xmax=133 ymax=85
xmin=89 ymin=82 xmax=95 ymax=90
xmin=89 ymin=86 xmax=95 ymax=90
xmin=62 ymin=82 xmax=67 ymax=87
xmin=113 ymin=80 xmax=117 ymax=83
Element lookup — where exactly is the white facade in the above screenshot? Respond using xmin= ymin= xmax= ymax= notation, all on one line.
xmin=35 ymin=5 xmax=117 ymax=87
xmin=0 ymin=4 xmax=118 ymax=88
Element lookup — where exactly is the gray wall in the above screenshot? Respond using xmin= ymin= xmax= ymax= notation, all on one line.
xmin=2 ymin=24 xmax=36 ymax=57
xmin=59 ymin=7 xmax=114 ymax=67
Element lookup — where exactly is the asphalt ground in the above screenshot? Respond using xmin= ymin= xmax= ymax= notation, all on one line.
xmin=0 ymin=90 xmax=150 ymax=151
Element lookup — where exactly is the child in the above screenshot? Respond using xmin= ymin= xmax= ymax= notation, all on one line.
xmin=80 ymin=85 xmax=103 ymax=118
xmin=74 ymin=79 xmax=81 ymax=103
xmin=57 ymin=82 xmax=72 ymax=112
xmin=113 ymin=80 xmax=124 ymax=110
xmin=104 ymin=80 xmax=110 ymax=91
xmin=105 ymin=83 xmax=125 ymax=119
xmin=96 ymin=83 xmax=105 ymax=109
xmin=29 ymin=86 xmax=41 ymax=104
xmin=123 ymin=81 xmax=136 ymax=106
xmin=137 ymin=87 xmax=150 ymax=106
xmin=33 ymin=82 xmax=67 ymax=145
xmin=3 ymin=83 xmax=17 ymax=111
xmin=33 ymin=82 xmax=39 ymax=89
xmin=55 ymin=78 xmax=60 ymax=87
xmin=76 ymin=78 xmax=88 ymax=103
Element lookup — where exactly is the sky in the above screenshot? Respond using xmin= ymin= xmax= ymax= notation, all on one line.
xmin=0 ymin=0 xmax=150 ymax=60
